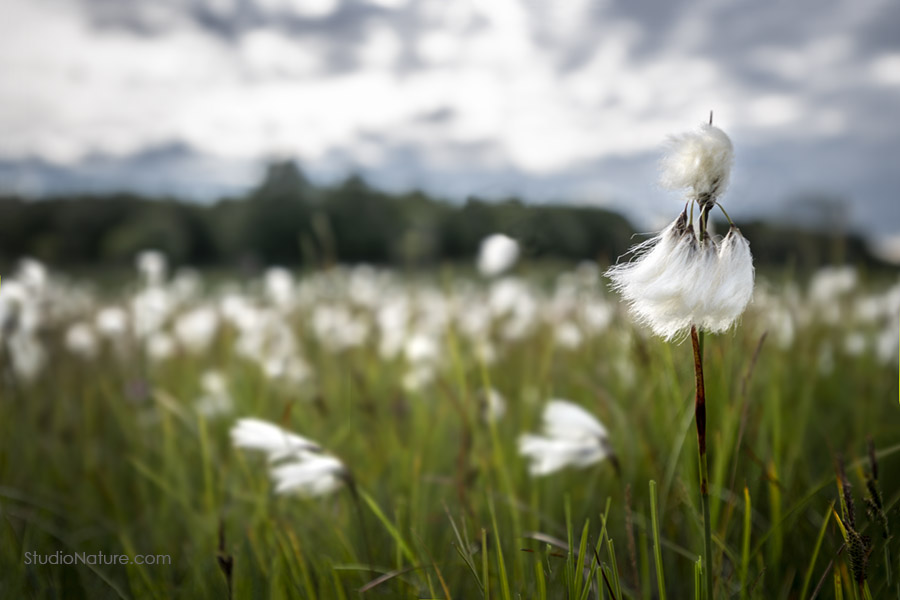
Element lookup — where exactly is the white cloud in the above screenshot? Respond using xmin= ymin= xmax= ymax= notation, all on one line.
xmin=870 ymin=53 xmax=900 ymax=86
xmin=0 ymin=0 xmax=897 ymax=232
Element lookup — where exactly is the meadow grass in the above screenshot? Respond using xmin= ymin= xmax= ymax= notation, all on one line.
xmin=1 ymin=266 xmax=898 ymax=599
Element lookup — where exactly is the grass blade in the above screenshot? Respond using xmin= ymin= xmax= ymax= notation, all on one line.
xmin=359 ymin=489 xmax=416 ymax=564
xmin=489 ymin=497 xmax=512 ymax=600
xmin=741 ymin=485 xmax=751 ymax=599
xmin=650 ymin=480 xmax=667 ymax=600
xmin=800 ymin=502 xmax=834 ymax=600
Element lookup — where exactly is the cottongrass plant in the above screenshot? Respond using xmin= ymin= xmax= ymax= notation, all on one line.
xmin=230 ymin=417 xmax=376 ymax=573
xmin=477 ymin=233 xmax=520 ymax=277
xmin=6 ymin=246 xmax=900 ymax=597
xmin=518 ymin=399 xmax=614 ymax=476
xmin=231 ymin=417 xmax=348 ymax=497
xmin=607 ymin=114 xmax=754 ymax=599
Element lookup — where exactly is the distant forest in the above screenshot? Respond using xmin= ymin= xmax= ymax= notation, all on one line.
xmin=0 ymin=162 xmax=883 ymax=271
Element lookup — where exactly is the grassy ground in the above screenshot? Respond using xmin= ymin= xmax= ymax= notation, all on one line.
xmin=1 ymin=265 xmax=898 ymax=599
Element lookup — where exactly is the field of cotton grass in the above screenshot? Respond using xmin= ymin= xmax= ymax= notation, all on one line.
xmin=1 ymin=249 xmax=898 ymax=599
xmin=3 ymin=122 xmax=900 ymax=600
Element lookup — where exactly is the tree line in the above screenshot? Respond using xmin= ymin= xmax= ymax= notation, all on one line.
xmin=0 ymin=162 xmax=882 ymax=272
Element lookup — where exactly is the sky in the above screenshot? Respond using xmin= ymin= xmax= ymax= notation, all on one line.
xmin=1 ymin=0 xmax=899 ymax=250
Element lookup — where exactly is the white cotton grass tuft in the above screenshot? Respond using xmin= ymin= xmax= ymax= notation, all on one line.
xmin=195 ymin=370 xmax=233 ymax=417
xmin=518 ymin=399 xmax=613 ymax=476
xmin=231 ymin=417 xmax=322 ymax=461
xmin=660 ymin=124 xmax=734 ymax=201
xmin=477 ymin=234 xmax=520 ymax=277
xmin=65 ymin=322 xmax=99 ymax=359
xmin=269 ymin=455 xmax=347 ymax=496
xmin=230 ymin=418 xmax=348 ymax=497
xmin=607 ymin=120 xmax=754 ymax=341
xmin=136 ymin=250 xmax=167 ymax=287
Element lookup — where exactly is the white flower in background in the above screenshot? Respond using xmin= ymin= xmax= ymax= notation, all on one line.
xmin=606 ymin=122 xmax=754 ymax=341
xmin=518 ymin=399 xmax=613 ymax=476
xmin=0 ymin=275 xmax=44 ymax=335
xmin=456 ymin=302 xmax=492 ymax=340
xmin=477 ymin=234 xmax=520 ymax=277
xmin=195 ymin=370 xmax=234 ymax=417
xmin=0 ymin=280 xmax=28 ymax=336
xmin=16 ymin=258 xmax=48 ymax=297
xmin=376 ymin=298 xmax=409 ymax=360
xmin=231 ymin=418 xmax=347 ymax=497
xmin=404 ymin=333 xmax=439 ymax=365
xmin=767 ymin=305 xmax=796 ymax=349
xmin=554 ymin=321 xmax=583 ymax=350
xmin=402 ymin=363 xmax=436 ymax=393
xmin=809 ymin=266 xmax=857 ymax=325
xmin=809 ymin=266 xmax=857 ymax=305
xmin=264 ymin=267 xmax=294 ymax=310
xmin=480 ymin=387 xmax=507 ymax=423
xmin=65 ymin=322 xmax=99 ymax=359
xmin=474 ymin=339 xmax=498 ymax=365
xmin=270 ymin=455 xmax=347 ymax=496
xmin=488 ymin=277 xmax=528 ymax=316
xmin=131 ymin=287 xmax=173 ymax=339
xmin=580 ymin=300 xmax=613 ymax=335
xmin=843 ymin=332 xmax=867 ymax=357
xmin=171 ymin=269 xmax=202 ymax=303
xmin=311 ymin=305 xmax=369 ymax=351
xmin=220 ymin=293 xmax=258 ymax=331
xmin=136 ymin=250 xmax=167 ymax=287
xmin=95 ymin=306 xmax=129 ymax=340
xmin=174 ymin=306 xmax=219 ymax=354
xmin=145 ymin=331 xmax=176 ymax=362
xmin=262 ymin=353 xmax=312 ymax=386
xmin=6 ymin=331 xmax=46 ymax=381
xmin=876 ymin=316 xmax=899 ymax=366
xmin=0 ymin=274 xmax=48 ymax=381
xmin=402 ymin=333 xmax=442 ymax=392
xmin=232 ymin=417 xmax=320 ymax=459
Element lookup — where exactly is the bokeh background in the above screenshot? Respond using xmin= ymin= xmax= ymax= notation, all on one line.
xmin=3 ymin=3 xmax=900 ymax=597
xmin=1 ymin=0 xmax=900 ymax=269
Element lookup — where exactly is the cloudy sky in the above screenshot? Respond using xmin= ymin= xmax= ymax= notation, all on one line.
xmin=2 ymin=0 xmax=899 ymax=242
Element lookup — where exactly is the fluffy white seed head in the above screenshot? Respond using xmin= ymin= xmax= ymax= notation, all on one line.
xmin=136 ymin=250 xmax=167 ymax=286
xmin=230 ymin=417 xmax=321 ymax=462
xmin=231 ymin=418 xmax=347 ymax=498
xmin=698 ymin=228 xmax=755 ymax=332
xmin=270 ymin=455 xmax=346 ymax=497
xmin=606 ymin=215 xmax=755 ymax=341
xmin=65 ymin=322 xmax=99 ymax=359
xmin=196 ymin=370 xmax=234 ymax=417
xmin=477 ymin=234 xmax=520 ymax=277
xmin=541 ymin=399 xmax=608 ymax=441
xmin=518 ymin=399 xmax=611 ymax=476
xmin=660 ymin=124 xmax=734 ymax=201
xmin=174 ymin=306 xmax=219 ymax=353
xmin=518 ymin=436 xmax=610 ymax=476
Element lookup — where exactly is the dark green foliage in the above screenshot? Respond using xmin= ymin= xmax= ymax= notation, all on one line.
xmin=0 ymin=162 xmax=889 ymax=271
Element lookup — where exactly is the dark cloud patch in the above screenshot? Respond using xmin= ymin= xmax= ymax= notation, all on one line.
xmin=0 ymin=142 xmax=262 ymax=200
xmin=414 ymin=107 xmax=455 ymax=123
xmin=854 ymin=1 xmax=900 ymax=54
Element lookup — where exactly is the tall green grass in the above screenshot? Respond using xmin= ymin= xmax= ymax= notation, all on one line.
xmin=1 ymin=274 xmax=898 ymax=599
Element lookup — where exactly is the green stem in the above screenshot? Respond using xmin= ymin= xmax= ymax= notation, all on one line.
xmin=716 ymin=202 xmax=735 ymax=227
xmin=649 ymin=480 xmax=667 ymax=600
xmin=691 ymin=326 xmax=713 ymax=600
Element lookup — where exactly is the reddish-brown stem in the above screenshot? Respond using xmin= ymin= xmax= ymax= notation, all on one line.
xmin=691 ymin=326 xmax=707 ymax=460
